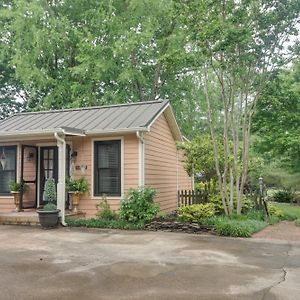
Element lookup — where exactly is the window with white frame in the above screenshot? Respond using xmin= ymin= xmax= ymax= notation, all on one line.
xmin=0 ymin=146 xmax=17 ymax=195
xmin=94 ymin=140 xmax=121 ymax=197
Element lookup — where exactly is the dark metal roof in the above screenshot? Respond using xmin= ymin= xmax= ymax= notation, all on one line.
xmin=0 ymin=100 xmax=169 ymax=135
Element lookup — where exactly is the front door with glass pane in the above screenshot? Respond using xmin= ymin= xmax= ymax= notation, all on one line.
xmin=39 ymin=146 xmax=58 ymax=206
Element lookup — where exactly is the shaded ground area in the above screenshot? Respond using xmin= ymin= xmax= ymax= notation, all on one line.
xmin=253 ymin=221 xmax=300 ymax=241
xmin=0 ymin=226 xmax=299 ymax=300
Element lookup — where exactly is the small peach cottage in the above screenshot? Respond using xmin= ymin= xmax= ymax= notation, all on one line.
xmin=0 ymin=100 xmax=192 ymax=223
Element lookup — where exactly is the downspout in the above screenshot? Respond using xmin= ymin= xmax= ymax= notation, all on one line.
xmin=176 ymin=149 xmax=179 ymax=192
xmin=136 ymin=131 xmax=145 ymax=187
xmin=54 ymin=131 xmax=67 ymax=226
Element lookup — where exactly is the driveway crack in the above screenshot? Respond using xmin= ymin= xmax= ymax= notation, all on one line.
xmin=261 ymin=243 xmax=291 ymax=300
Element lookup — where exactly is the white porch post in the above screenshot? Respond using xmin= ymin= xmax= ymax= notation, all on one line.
xmin=55 ymin=132 xmax=66 ymax=225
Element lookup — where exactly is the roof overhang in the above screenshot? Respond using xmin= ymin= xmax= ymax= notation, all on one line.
xmin=146 ymin=102 xmax=183 ymax=142
xmin=0 ymin=127 xmax=85 ymax=142
xmin=0 ymin=127 xmax=150 ymax=142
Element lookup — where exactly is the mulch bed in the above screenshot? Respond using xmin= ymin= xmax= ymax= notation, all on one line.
xmin=144 ymin=219 xmax=214 ymax=234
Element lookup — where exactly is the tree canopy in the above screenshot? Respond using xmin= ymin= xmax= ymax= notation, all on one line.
xmin=252 ymin=62 xmax=300 ymax=172
xmin=1 ymin=0 xmax=300 ymax=209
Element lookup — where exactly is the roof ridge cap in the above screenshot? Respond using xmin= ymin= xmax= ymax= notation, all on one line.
xmin=13 ymin=100 xmax=166 ymax=116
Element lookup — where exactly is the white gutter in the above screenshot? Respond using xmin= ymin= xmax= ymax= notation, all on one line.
xmin=85 ymin=127 xmax=148 ymax=136
xmin=0 ymin=127 xmax=147 ymax=140
xmin=0 ymin=128 xmax=85 ymax=140
xmin=54 ymin=131 xmax=67 ymax=226
xmin=136 ymin=131 xmax=145 ymax=187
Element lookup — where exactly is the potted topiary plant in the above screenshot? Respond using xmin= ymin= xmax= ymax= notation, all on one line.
xmin=9 ymin=181 xmax=27 ymax=212
xmin=66 ymin=177 xmax=88 ymax=212
xmin=37 ymin=178 xmax=60 ymax=229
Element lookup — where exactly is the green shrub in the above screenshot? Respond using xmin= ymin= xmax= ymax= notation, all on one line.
xmin=241 ymin=197 xmax=253 ymax=213
xmin=66 ymin=177 xmax=89 ymax=193
xmin=214 ymin=219 xmax=267 ymax=237
xmin=120 ymin=187 xmax=159 ymax=223
xmin=198 ymin=216 xmax=220 ymax=226
xmin=178 ymin=203 xmax=215 ymax=223
xmin=272 ymin=190 xmax=294 ymax=203
xmin=267 ymin=203 xmax=284 ymax=218
xmin=66 ymin=218 xmax=144 ymax=230
xmin=209 ymin=194 xmax=224 ymax=214
xmin=209 ymin=194 xmax=253 ymax=214
xmin=195 ymin=179 xmax=218 ymax=194
xmin=294 ymin=219 xmax=300 ymax=227
xmin=96 ymin=195 xmax=117 ymax=220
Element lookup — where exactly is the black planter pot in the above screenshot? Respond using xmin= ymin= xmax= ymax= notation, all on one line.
xmin=37 ymin=210 xmax=60 ymax=229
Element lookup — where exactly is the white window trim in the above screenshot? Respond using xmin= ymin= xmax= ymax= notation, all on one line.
xmin=91 ymin=137 xmax=124 ymax=200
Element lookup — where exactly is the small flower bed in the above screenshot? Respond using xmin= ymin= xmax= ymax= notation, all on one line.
xmin=66 ymin=218 xmax=144 ymax=230
xmin=66 ymin=187 xmax=158 ymax=230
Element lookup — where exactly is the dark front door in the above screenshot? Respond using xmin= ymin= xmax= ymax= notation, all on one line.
xmin=39 ymin=146 xmax=58 ymax=206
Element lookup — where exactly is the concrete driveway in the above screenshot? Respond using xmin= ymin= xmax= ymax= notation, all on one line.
xmin=0 ymin=226 xmax=299 ymax=300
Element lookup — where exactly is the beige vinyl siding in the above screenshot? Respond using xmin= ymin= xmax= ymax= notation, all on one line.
xmin=0 ymin=197 xmax=15 ymax=212
xmin=71 ymin=134 xmax=139 ymax=217
xmin=0 ymin=135 xmax=139 ymax=216
xmin=144 ymin=114 xmax=192 ymax=212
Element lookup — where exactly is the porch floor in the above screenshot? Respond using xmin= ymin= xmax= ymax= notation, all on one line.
xmin=0 ymin=210 xmax=85 ymax=226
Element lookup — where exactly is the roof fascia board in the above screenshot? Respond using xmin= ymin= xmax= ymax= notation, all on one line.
xmin=163 ymin=106 xmax=183 ymax=142
xmin=146 ymin=103 xmax=183 ymax=142
xmin=145 ymin=101 xmax=170 ymax=130
xmin=0 ymin=127 xmax=147 ymax=141
xmin=0 ymin=129 xmax=63 ymax=138
xmin=0 ymin=127 xmax=86 ymax=140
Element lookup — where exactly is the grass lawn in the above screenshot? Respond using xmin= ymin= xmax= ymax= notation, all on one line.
xmin=271 ymin=202 xmax=300 ymax=220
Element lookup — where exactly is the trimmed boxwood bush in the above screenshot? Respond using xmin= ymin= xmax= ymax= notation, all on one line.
xmin=178 ymin=203 xmax=215 ymax=222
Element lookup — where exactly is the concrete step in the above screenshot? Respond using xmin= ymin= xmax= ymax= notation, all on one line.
xmin=0 ymin=210 xmax=86 ymax=226
xmin=0 ymin=212 xmax=40 ymax=226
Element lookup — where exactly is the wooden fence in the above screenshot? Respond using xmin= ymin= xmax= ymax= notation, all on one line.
xmin=178 ymin=190 xmax=209 ymax=207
